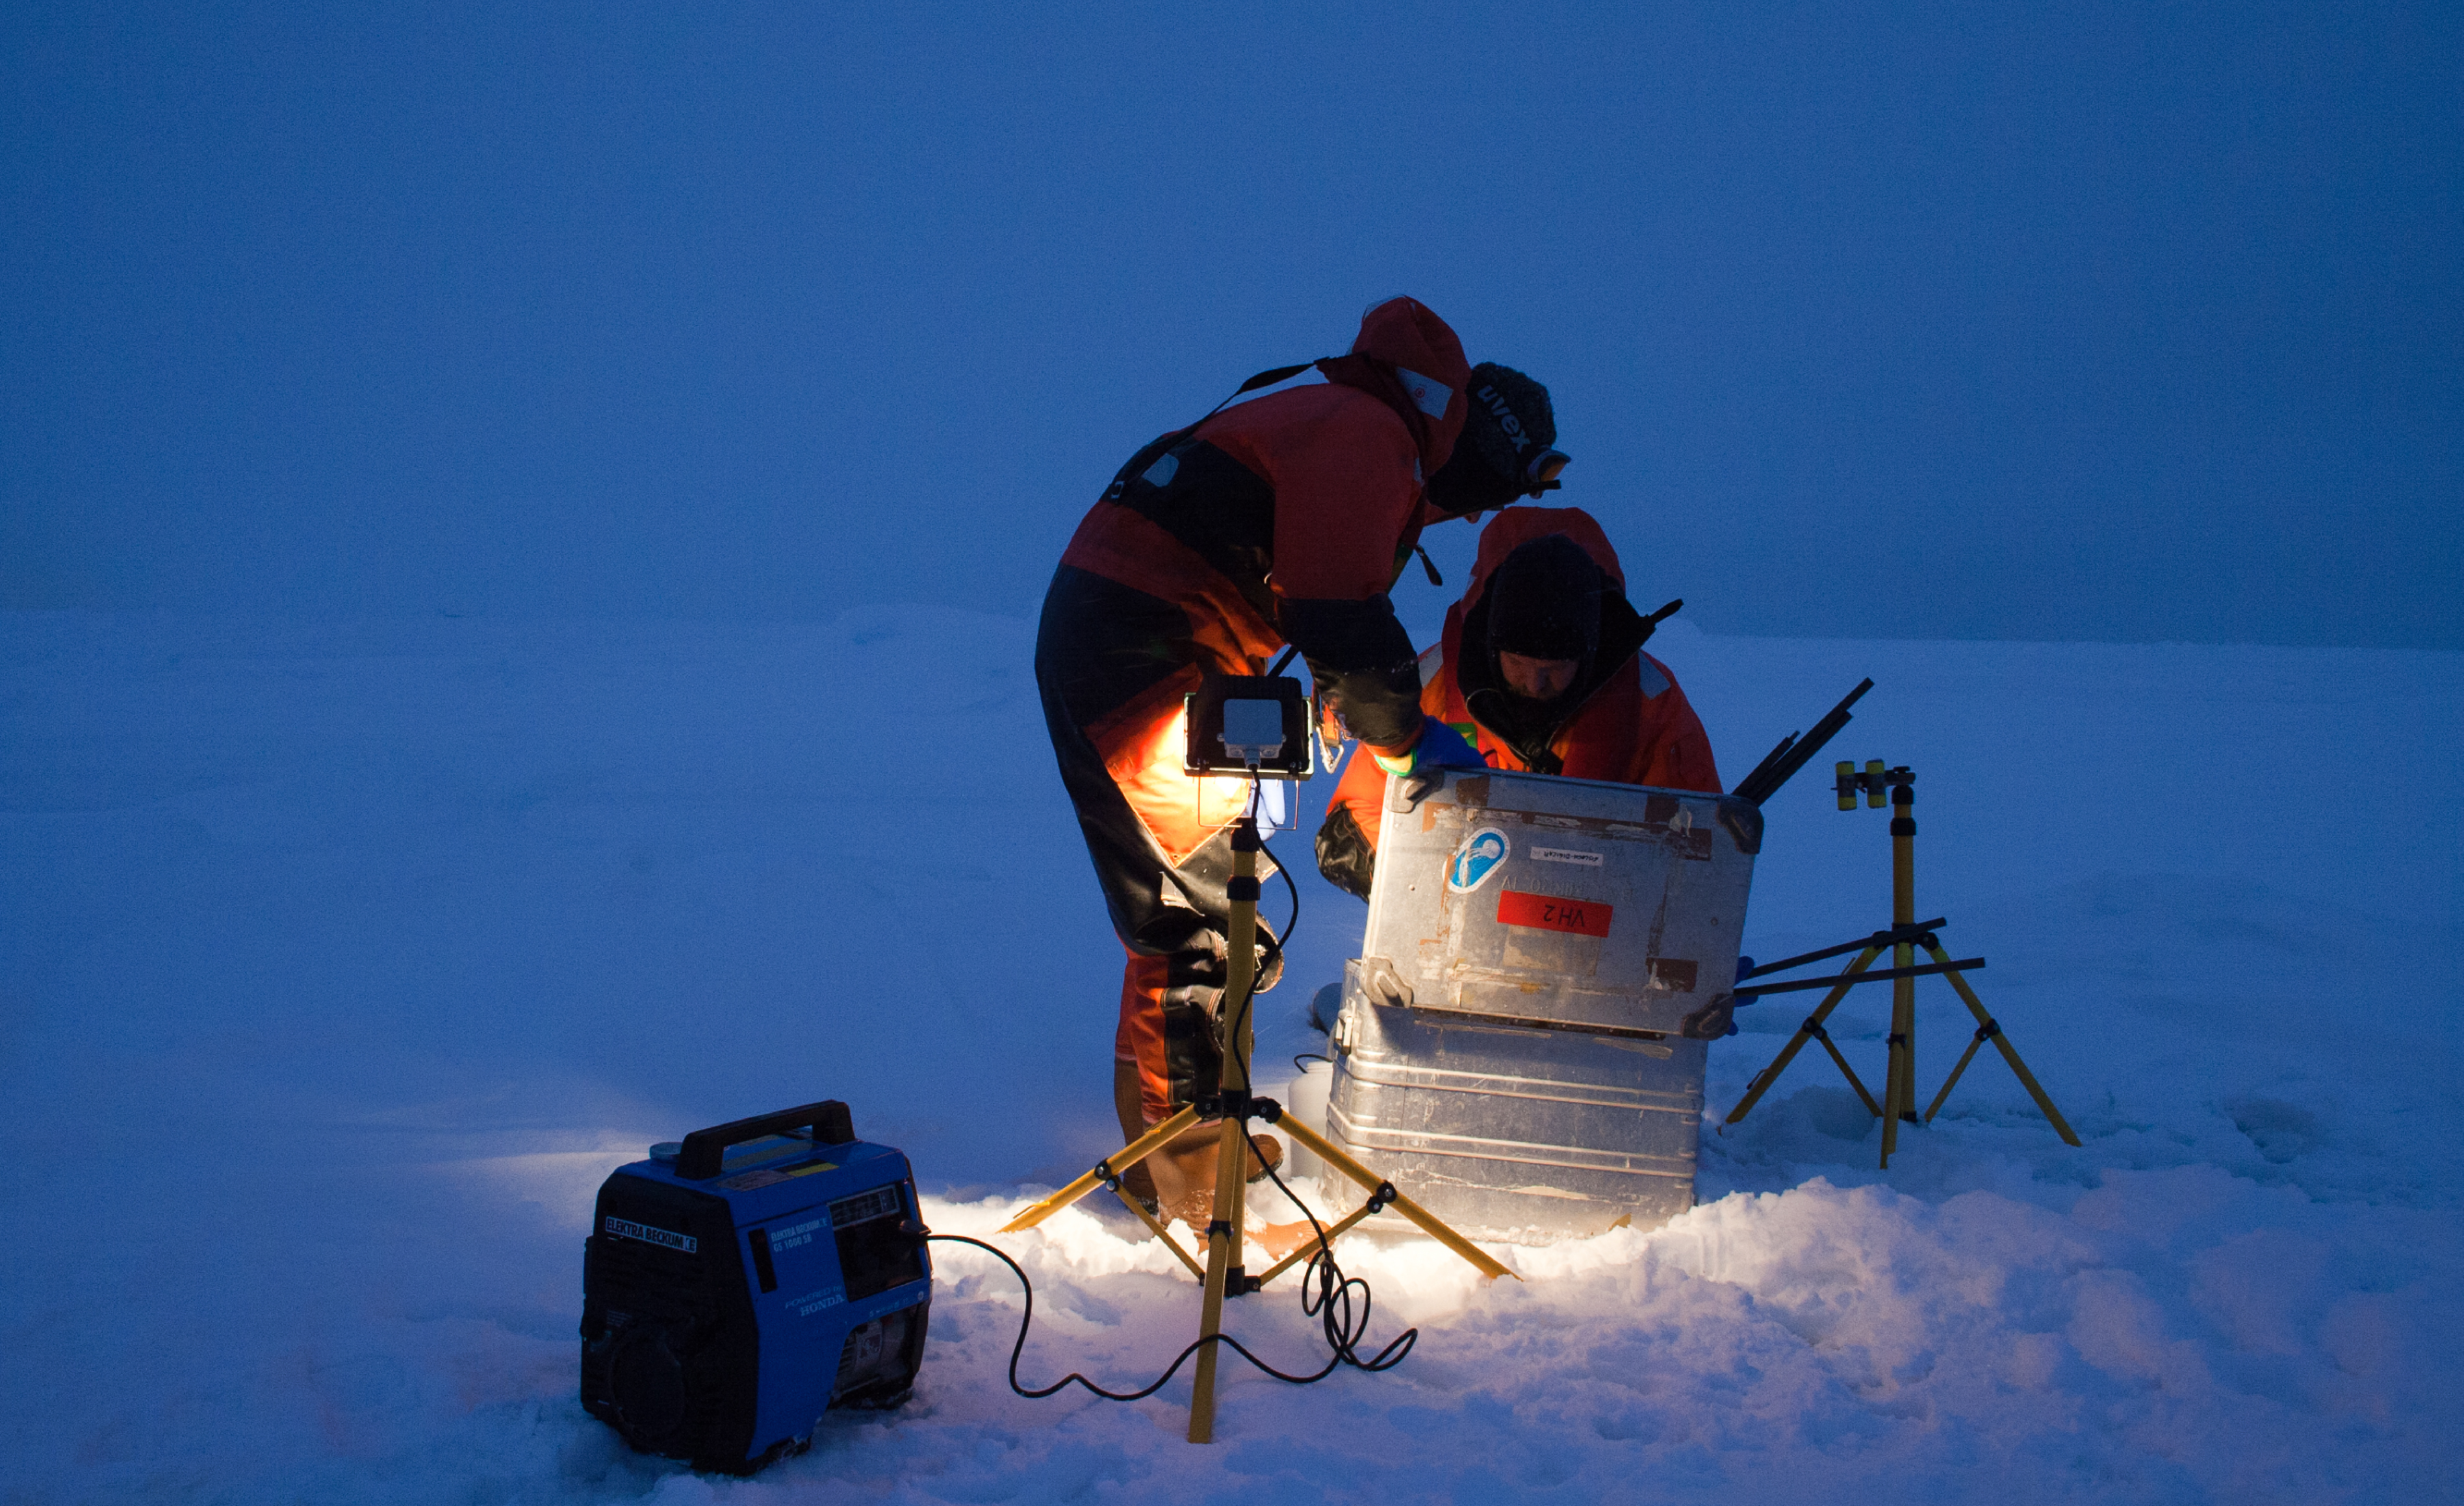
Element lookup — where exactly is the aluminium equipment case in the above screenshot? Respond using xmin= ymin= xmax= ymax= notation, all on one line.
xmin=1324 ymin=767 xmax=1762 ymax=1242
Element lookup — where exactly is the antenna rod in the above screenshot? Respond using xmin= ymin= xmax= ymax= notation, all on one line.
xmin=1736 ymin=678 xmax=1874 ymax=806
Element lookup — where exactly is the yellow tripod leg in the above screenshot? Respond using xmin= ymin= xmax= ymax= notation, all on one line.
xmin=1277 ymin=1115 xmax=1515 ymax=1281
xmin=1807 ymin=1017 xmax=1884 ymax=1118
xmin=1924 ymin=945 xmax=2082 ymax=1146
xmin=1882 ymin=942 xmax=1914 ymax=1167
xmin=1723 ymin=947 xmax=1884 ymax=1125
xmin=1920 ymin=1028 xmax=1991 ymax=1125
xmin=999 ymin=1105 xmax=1201 ymax=1233
xmin=1251 ymin=1199 xmax=1381 ymax=1288
xmin=1185 ymin=1106 xmax=1248 ymax=1442
xmin=1111 ymin=1183 xmax=1205 ymax=1279
xmin=1188 ymin=816 xmax=1261 ymax=1444
xmin=1879 ymin=786 xmax=1918 ymax=1169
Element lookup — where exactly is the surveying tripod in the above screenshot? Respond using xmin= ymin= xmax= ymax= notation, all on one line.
xmin=1722 ymin=761 xmax=2079 ymax=1168
xmin=1002 ymin=797 xmax=1509 ymax=1444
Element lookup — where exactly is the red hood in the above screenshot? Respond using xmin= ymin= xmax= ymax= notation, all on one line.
xmin=1319 ymin=296 xmax=1471 ymax=474
xmin=1461 ymin=507 xmax=1626 ymax=612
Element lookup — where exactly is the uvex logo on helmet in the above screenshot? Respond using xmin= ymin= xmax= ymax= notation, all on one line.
xmin=1477 ymin=385 xmax=1533 ymax=453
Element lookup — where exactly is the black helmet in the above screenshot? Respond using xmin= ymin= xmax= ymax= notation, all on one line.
xmin=1425 ymin=363 xmax=1567 ymax=517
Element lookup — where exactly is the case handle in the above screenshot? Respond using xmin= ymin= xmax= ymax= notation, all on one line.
xmin=1360 ymin=956 xmax=1415 ymax=1010
xmin=676 ymin=1099 xmax=856 ymax=1181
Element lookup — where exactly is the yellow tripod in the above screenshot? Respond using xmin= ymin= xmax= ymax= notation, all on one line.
xmin=1722 ymin=761 xmax=2079 ymax=1168
xmin=1001 ymin=806 xmax=1509 ymax=1444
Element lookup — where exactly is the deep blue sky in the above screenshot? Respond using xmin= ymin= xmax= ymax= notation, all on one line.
xmin=7 ymin=3 xmax=2457 ymax=647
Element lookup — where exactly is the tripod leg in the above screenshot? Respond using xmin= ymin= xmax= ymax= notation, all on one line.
xmin=1188 ymin=815 xmax=1262 ymax=1444
xmin=1112 ymin=1184 xmax=1206 ymax=1278
xmin=1925 ymin=945 xmax=2083 ymax=1147
xmin=999 ymin=1106 xmax=1201 ymax=1232
xmin=1880 ymin=783 xmax=1918 ymax=1169
xmin=1723 ymin=947 xmax=1884 ymax=1125
xmin=1810 ymin=1022 xmax=1884 ymax=1118
xmin=1275 ymin=1114 xmax=1515 ymax=1281
xmin=1882 ymin=960 xmax=1914 ymax=1167
xmin=1880 ymin=1036 xmax=1903 ymax=1164
xmin=1187 ymin=1103 xmax=1248 ymax=1443
xmin=1921 ymin=1030 xmax=1989 ymax=1124
xmin=1252 ymin=1199 xmax=1380 ymax=1288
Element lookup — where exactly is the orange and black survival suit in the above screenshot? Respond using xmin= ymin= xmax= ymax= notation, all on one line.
xmin=1037 ymin=298 xmax=1546 ymax=1129
xmin=1316 ymin=506 xmax=1722 ymax=898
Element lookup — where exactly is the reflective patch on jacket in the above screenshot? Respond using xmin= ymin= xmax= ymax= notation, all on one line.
xmin=1394 ymin=366 xmax=1454 ymax=418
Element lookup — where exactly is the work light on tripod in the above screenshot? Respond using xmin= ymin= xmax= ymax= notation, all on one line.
xmin=1184 ymin=674 xmax=1315 ymax=780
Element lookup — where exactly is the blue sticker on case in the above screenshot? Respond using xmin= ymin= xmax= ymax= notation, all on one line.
xmin=1446 ymin=828 xmax=1511 ymax=893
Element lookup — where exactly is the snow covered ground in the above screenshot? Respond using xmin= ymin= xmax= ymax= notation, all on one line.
xmin=3 ymin=607 xmax=2457 ymax=1503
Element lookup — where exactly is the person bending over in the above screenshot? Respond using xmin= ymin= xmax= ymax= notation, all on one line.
xmin=1036 ymin=298 xmax=1561 ymax=1221
xmin=1316 ymin=505 xmax=1719 ymax=899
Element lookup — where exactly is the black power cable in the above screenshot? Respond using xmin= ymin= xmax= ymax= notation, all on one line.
xmin=1237 ymin=1122 xmax=1417 ymax=1373
xmin=921 ymin=1227 xmax=1411 ymax=1402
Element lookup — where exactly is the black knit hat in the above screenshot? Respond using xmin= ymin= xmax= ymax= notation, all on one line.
xmin=1424 ymin=363 xmax=1563 ymax=516
xmin=1486 ymin=534 xmax=1603 ymax=664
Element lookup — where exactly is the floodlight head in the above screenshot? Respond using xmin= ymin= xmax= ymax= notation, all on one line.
xmin=1220 ymin=697 xmax=1285 ymax=767
xmin=1184 ymin=674 xmax=1314 ymax=780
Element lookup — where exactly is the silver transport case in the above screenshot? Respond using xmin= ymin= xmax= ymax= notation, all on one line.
xmin=1325 ymin=766 xmax=1762 ymax=1242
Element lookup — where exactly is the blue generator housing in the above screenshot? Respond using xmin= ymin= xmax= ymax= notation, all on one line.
xmin=581 ymin=1099 xmax=932 ymax=1474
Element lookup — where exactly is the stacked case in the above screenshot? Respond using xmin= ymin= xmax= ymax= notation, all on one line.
xmin=1324 ymin=767 xmax=1761 ymax=1241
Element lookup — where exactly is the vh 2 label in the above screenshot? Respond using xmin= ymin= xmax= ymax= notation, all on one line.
xmin=1496 ymin=889 xmax=1614 ymax=938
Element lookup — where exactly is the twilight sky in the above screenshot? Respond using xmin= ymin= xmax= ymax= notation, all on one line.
xmin=6 ymin=2 xmax=2457 ymax=648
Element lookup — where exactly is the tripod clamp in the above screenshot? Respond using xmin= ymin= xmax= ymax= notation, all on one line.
xmin=1193 ymin=1090 xmax=1283 ymax=1125
xmin=1227 ymin=815 xmax=1263 ymax=894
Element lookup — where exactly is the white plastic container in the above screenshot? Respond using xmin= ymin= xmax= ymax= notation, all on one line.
xmin=1283 ymin=1058 xmax=1333 ymax=1181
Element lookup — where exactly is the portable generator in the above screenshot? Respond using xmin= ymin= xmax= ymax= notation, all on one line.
xmin=581 ymin=1099 xmax=930 ymax=1474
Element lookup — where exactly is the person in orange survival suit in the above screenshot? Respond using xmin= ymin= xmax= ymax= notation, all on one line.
xmin=1316 ymin=505 xmax=1721 ymax=900
xmin=1035 ymin=298 xmax=1564 ymax=1222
